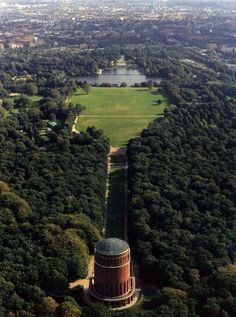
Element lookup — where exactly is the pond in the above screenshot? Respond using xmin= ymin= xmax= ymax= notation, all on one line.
xmin=77 ymin=67 xmax=162 ymax=86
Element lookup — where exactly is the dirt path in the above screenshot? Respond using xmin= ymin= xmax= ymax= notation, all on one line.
xmin=69 ymin=256 xmax=94 ymax=289
xmin=67 ymin=94 xmax=79 ymax=133
xmin=109 ymin=146 xmax=126 ymax=156
xmin=8 ymin=93 xmax=21 ymax=97
xmin=71 ymin=116 xmax=79 ymax=133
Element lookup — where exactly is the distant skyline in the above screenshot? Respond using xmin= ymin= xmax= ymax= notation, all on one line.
xmin=3 ymin=0 xmax=236 ymax=10
xmin=4 ymin=0 xmax=236 ymax=3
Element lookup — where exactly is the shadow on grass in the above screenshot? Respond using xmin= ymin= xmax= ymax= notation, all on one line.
xmin=151 ymin=101 xmax=164 ymax=106
xmin=73 ymin=92 xmax=87 ymax=96
xmin=133 ymin=89 xmax=148 ymax=92
xmin=154 ymin=115 xmax=164 ymax=123
xmin=150 ymin=90 xmax=162 ymax=95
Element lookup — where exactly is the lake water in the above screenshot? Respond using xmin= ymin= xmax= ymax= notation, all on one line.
xmin=77 ymin=67 xmax=162 ymax=86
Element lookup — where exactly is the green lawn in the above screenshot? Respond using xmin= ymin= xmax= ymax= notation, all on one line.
xmin=70 ymin=87 xmax=167 ymax=146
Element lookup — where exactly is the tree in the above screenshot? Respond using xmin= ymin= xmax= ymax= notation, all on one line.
xmin=147 ymin=81 xmax=153 ymax=90
xmin=46 ymin=275 xmax=68 ymax=298
xmin=49 ymin=88 xmax=61 ymax=99
xmin=156 ymin=299 xmax=189 ymax=317
xmin=57 ymin=301 xmax=82 ymax=317
xmin=85 ymin=303 xmax=113 ymax=317
xmin=25 ymin=83 xmax=39 ymax=96
xmin=38 ymin=297 xmax=59 ymax=316
xmin=14 ymin=95 xmax=31 ymax=108
xmin=0 ymin=87 xmax=8 ymax=98
xmin=0 ymin=105 xmax=5 ymax=118
xmin=82 ymin=83 xmax=91 ymax=95
xmin=2 ymin=98 xmax=13 ymax=110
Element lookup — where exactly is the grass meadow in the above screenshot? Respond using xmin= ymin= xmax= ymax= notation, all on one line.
xmin=70 ymin=87 xmax=167 ymax=146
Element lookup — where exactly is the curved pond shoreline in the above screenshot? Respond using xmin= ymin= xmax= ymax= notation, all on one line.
xmin=77 ymin=67 xmax=162 ymax=86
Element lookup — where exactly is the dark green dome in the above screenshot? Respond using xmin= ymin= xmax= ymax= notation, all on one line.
xmin=96 ymin=238 xmax=129 ymax=255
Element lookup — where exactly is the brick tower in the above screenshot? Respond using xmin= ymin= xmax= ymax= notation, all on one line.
xmin=89 ymin=238 xmax=136 ymax=308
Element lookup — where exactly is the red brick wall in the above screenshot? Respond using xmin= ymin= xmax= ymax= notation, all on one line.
xmin=94 ymin=249 xmax=131 ymax=297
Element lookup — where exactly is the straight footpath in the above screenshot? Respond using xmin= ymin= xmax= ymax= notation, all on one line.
xmin=105 ymin=147 xmax=127 ymax=240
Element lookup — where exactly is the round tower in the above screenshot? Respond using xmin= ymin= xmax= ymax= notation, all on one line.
xmin=89 ymin=238 xmax=136 ymax=308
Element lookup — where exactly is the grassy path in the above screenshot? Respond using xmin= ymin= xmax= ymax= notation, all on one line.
xmin=105 ymin=147 xmax=127 ymax=240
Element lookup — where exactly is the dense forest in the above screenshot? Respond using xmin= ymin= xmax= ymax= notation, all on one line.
xmin=124 ymin=47 xmax=235 ymax=81
xmin=127 ymin=53 xmax=236 ymax=316
xmin=0 ymin=91 xmax=109 ymax=316
xmin=128 ymin=101 xmax=236 ymax=316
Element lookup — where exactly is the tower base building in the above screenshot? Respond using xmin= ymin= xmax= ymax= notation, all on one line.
xmin=89 ymin=238 xmax=136 ymax=309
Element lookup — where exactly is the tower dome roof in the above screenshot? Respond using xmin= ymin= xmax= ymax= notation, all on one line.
xmin=95 ymin=238 xmax=129 ymax=255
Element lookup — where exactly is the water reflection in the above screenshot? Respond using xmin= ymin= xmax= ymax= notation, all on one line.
xmin=77 ymin=67 xmax=161 ymax=86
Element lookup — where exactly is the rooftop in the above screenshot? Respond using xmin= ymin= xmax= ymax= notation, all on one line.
xmin=95 ymin=238 xmax=129 ymax=255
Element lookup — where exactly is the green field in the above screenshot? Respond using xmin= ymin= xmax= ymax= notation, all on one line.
xmin=70 ymin=87 xmax=167 ymax=146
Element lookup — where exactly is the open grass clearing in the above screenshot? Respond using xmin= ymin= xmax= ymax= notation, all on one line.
xmin=70 ymin=87 xmax=167 ymax=146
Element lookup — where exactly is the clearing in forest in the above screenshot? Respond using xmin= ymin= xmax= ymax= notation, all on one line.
xmin=70 ymin=87 xmax=167 ymax=146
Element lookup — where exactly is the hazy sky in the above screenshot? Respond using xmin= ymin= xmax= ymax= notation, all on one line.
xmin=4 ymin=0 xmax=235 ymax=5
xmin=5 ymin=0 xmax=235 ymax=2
